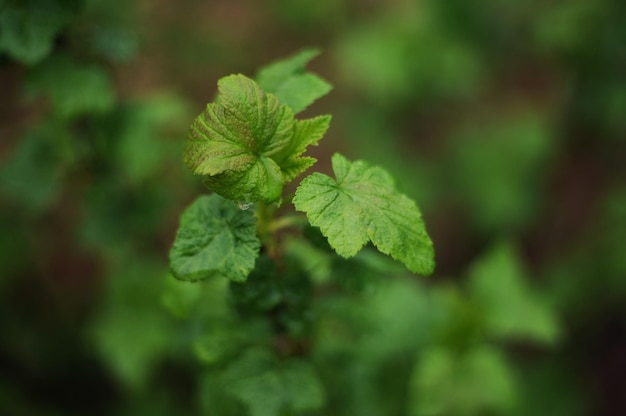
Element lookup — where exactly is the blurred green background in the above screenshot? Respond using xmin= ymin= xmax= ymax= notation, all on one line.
xmin=1 ymin=0 xmax=625 ymax=415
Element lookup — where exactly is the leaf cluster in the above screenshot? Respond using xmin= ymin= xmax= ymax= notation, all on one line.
xmin=166 ymin=55 xmax=437 ymax=414
xmin=170 ymin=50 xmax=435 ymax=288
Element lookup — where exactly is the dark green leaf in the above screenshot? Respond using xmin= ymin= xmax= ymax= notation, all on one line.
xmin=0 ymin=125 xmax=68 ymax=213
xmin=25 ymin=55 xmax=115 ymax=119
xmin=220 ymin=348 xmax=325 ymax=416
xmin=0 ymin=0 xmax=81 ymax=65
xmin=169 ymin=194 xmax=260 ymax=282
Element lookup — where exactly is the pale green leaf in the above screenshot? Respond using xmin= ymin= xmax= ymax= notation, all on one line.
xmin=256 ymin=48 xmax=332 ymax=113
xmin=293 ymin=153 xmax=435 ymax=275
xmin=169 ymin=194 xmax=260 ymax=282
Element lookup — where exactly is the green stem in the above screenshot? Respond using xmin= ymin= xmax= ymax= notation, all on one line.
xmin=269 ymin=215 xmax=307 ymax=232
xmin=256 ymin=203 xmax=278 ymax=257
xmin=256 ymin=205 xmax=307 ymax=258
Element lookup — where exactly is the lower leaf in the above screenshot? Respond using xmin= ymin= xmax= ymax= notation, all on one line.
xmin=169 ymin=194 xmax=260 ymax=282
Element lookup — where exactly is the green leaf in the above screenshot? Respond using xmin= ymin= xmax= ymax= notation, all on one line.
xmin=160 ymin=273 xmax=202 ymax=319
xmin=275 ymin=114 xmax=331 ymax=181
xmin=114 ymin=94 xmax=189 ymax=184
xmin=0 ymin=124 xmax=68 ymax=213
xmin=284 ymin=237 xmax=332 ymax=283
xmin=185 ymin=74 xmax=292 ymax=203
xmin=25 ymin=55 xmax=115 ymax=119
xmin=409 ymin=345 xmax=517 ymax=416
xmin=169 ymin=194 xmax=260 ymax=282
xmin=293 ymin=153 xmax=435 ymax=275
xmin=219 ymin=348 xmax=325 ymax=416
xmin=91 ymin=260 xmax=173 ymax=392
xmin=256 ymin=48 xmax=332 ymax=114
xmin=0 ymin=0 xmax=81 ymax=65
xmin=185 ymin=74 xmax=330 ymax=203
xmin=450 ymin=113 xmax=554 ymax=231
xmin=467 ymin=242 xmax=560 ymax=345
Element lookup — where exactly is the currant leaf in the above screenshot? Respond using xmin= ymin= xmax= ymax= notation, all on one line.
xmin=185 ymin=74 xmax=330 ymax=203
xmin=256 ymin=48 xmax=331 ymax=114
xmin=169 ymin=194 xmax=260 ymax=282
xmin=293 ymin=153 xmax=435 ymax=275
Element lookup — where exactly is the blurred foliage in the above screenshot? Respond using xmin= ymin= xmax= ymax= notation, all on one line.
xmin=1 ymin=0 xmax=625 ymax=414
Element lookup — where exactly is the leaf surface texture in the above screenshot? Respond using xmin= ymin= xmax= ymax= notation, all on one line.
xmin=294 ymin=153 xmax=435 ymax=275
xmin=169 ymin=194 xmax=260 ymax=282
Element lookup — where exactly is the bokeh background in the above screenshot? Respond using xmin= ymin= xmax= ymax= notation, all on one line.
xmin=1 ymin=0 xmax=625 ymax=415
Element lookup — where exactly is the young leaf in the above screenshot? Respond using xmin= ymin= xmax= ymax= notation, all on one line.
xmin=274 ymin=114 xmax=331 ymax=181
xmin=256 ymin=49 xmax=332 ymax=114
xmin=169 ymin=194 xmax=260 ymax=282
xmin=293 ymin=153 xmax=435 ymax=275
xmin=185 ymin=74 xmax=293 ymax=203
xmin=185 ymin=74 xmax=331 ymax=203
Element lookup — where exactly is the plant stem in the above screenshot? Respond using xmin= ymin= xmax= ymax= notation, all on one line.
xmin=256 ymin=203 xmax=278 ymax=257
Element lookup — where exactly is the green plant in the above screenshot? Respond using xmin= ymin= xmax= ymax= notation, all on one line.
xmin=167 ymin=50 xmax=435 ymax=414
xmin=169 ymin=50 xmax=435 ymax=284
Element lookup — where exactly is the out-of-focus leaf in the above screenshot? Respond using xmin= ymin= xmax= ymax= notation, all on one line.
xmin=450 ymin=112 xmax=555 ymax=231
xmin=0 ymin=126 xmax=68 ymax=213
xmin=336 ymin=12 xmax=483 ymax=104
xmin=218 ymin=348 xmax=325 ymax=416
xmin=468 ymin=242 xmax=560 ymax=345
xmin=357 ymin=278 xmax=442 ymax=357
xmin=79 ymin=181 xmax=171 ymax=253
xmin=193 ymin=321 xmax=243 ymax=365
xmin=160 ymin=273 xmax=202 ymax=319
xmin=114 ymin=94 xmax=188 ymax=184
xmin=533 ymin=0 xmax=605 ymax=56
xmin=409 ymin=344 xmax=517 ymax=416
xmin=25 ymin=55 xmax=115 ymax=119
xmin=87 ymin=26 xmax=138 ymax=62
xmin=228 ymin=256 xmax=283 ymax=314
xmin=284 ymin=237 xmax=332 ymax=283
xmin=91 ymin=259 xmax=173 ymax=391
xmin=271 ymin=0 xmax=346 ymax=30
xmin=0 ymin=0 xmax=81 ymax=65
